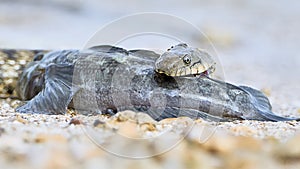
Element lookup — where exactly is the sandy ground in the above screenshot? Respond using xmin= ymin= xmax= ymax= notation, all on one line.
xmin=0 ymin=0 xmax=300 ymax=168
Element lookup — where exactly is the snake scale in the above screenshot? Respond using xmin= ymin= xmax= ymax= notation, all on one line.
xmin=0 ymin=49 xmax=49 ymax=99
xmin=0 ymin=44 xmax=298 ymax=121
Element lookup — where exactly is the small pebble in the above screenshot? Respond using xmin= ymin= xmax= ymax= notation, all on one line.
xmin=0 ymin=127 xmax=5 ymax=136
xmin=15 ymin=115 xmax=28 ymax=124
xmin=93 ymin=119 xmax=105 ymax=127
xmin=69 ymin=118 xmax=82 ymax=125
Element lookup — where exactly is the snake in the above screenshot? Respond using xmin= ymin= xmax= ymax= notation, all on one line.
xmin=0 ymin=49 xmax=49 ymax=99
xmin=0 ymin=44 xmax=298 ymax=121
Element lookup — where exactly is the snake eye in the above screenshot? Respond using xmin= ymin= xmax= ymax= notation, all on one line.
xmin=183 ymin=55 xmax=191 ymax=65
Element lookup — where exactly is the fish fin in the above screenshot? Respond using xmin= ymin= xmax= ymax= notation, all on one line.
xmin=151 ymin=107 xmax=225 ymax=122
xmin=257 ymin=110 xmax=300 ymax=121
xmin=238 ymin=85 xmax=272 ymax=110
xmin=239 ymin=86 xmax=300 ymax=121
xmin=129 ymin=49 xmax=160 ymax=60
xmin=16 ymin=63 xmax=75 ymax=114
xmin=88 ymin=45 xmax=129 ymax=55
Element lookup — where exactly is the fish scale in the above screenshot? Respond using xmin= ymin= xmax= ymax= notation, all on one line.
xmin=0 ymin=45 xmax=299 ymax=121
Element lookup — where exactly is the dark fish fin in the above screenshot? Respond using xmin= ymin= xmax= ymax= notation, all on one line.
xmin=239 ymin=86 xmax=300 ymax=121
xmin=239 ymin=85 xmax=272 ymax=110
xmin=16 ymin=63 xmax=75 ymax=114
xmin=151 ymin=107 xmax=225 ymax=122
xmin=129 ymin=49 xmax=160 ymax=60
xmin=257 ymin=110 xmax=300 ymax=121
xmin=88 ymin=45 xmax=129 ymax=55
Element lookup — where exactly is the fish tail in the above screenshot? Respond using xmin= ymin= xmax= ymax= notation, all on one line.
xmin=239 ymin=85 xmax=300 ymax=121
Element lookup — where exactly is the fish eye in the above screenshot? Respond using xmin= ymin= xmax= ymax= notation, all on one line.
xmin=33 ymin=53 xmax=44 ymax=61
xmin=183 ymin=55 xmax=191 ymax=65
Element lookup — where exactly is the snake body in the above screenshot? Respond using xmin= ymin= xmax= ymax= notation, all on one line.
xmin=2 ymin=44 xmax=296 ymax=121
xmin=0 ymin=49 xmax=49 ymax=98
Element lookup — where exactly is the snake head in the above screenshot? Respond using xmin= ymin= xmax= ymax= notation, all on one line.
xmin=155 ymin=43 xmax=216 ymax=77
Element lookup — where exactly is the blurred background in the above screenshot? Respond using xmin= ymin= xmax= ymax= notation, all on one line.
xmin=0 ymin=0 xmax=299 ymax=116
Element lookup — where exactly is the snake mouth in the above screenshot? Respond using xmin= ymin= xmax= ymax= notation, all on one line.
xmin=182 ymin=68 xmax=212 ymax=77
xmin=196 ymin=65 xmax=215 ymax=77
xmin=169 ymin=64 xmax=215 ymax=77
xmin=156 ymin=65 xmax=215 ymax=77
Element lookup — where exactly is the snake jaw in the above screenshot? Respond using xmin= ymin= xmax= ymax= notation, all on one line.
xmin=200 ymin=63 xmax=215 ymax=76
xmin=155 ymin=69 xmax=166 ymax=75
xmin=158 ymin=64 xmax=216 ymax=77
xmin=169 ymin=63 xmax=215 ymax=77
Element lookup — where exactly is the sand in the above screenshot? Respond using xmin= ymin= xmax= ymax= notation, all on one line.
xmin=1 ymin=100 xmax=300 ymax=169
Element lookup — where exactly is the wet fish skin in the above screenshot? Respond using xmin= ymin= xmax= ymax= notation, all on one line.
xmin=16 ymin=46 xmax=299 ymax=121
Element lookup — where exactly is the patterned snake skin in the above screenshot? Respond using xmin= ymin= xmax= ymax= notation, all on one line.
xmin=0 ymin=49 xmax=49 ymax=99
